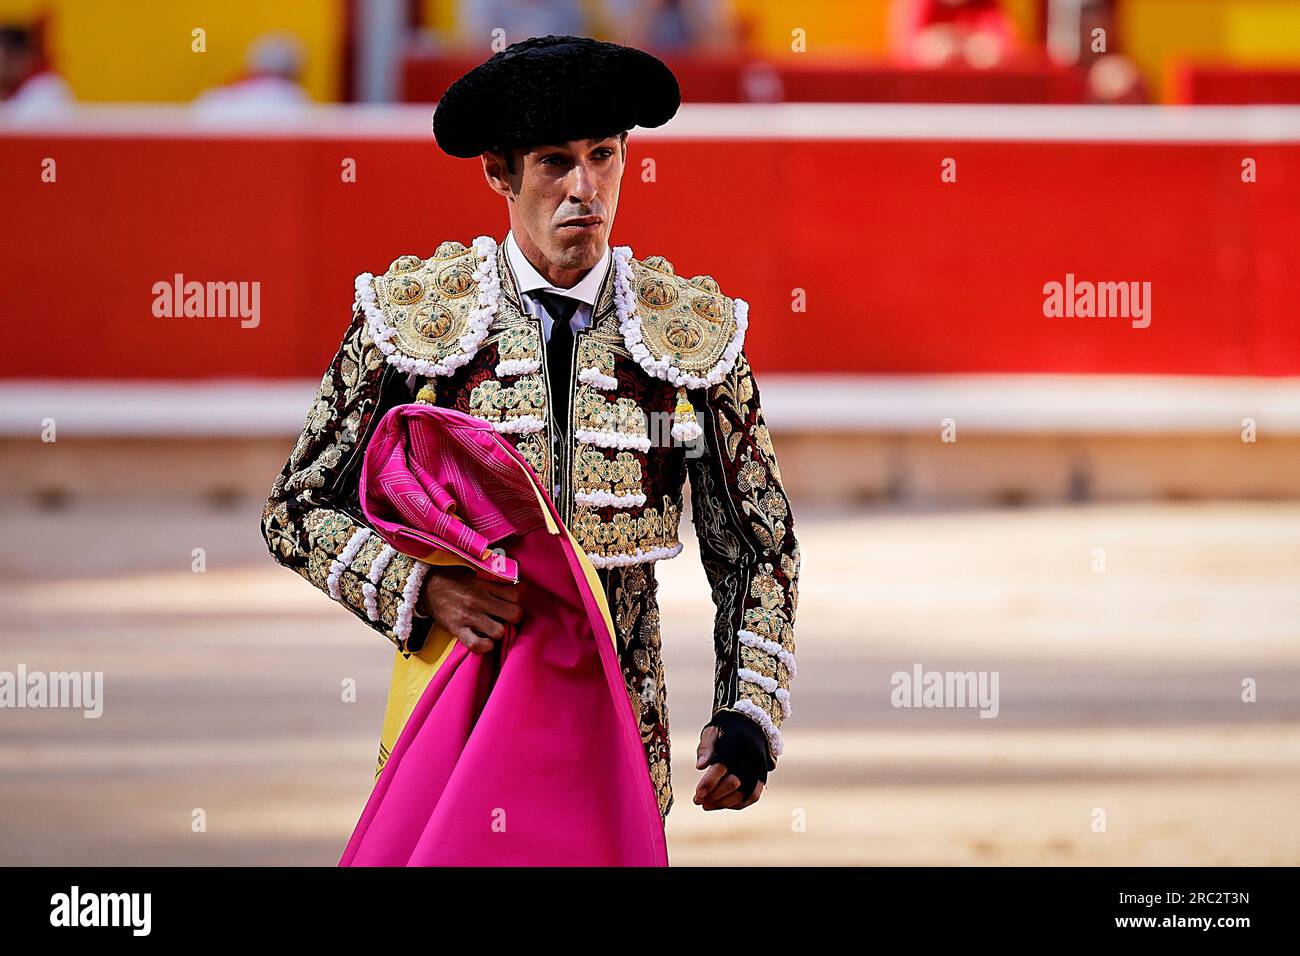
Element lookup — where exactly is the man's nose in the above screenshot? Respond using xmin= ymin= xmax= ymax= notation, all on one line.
xmin=566 ymin=162 xmax=598 ymax=204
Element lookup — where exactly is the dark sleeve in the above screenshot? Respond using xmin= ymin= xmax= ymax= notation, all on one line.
xmin=259 ymin=297 xmax=434 ymax=653
xmin=685 ymin=348 xmax=801 ymax=771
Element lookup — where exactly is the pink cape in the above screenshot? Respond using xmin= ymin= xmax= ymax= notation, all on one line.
xmin=338 ymin=404 xmax=668 ymax=866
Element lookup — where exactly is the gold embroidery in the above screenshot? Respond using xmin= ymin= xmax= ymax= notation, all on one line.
xmin=743 ymin=604 xmax=794 ymax=652
xmin=469 ymin=374 xmax=546 ymax=424
xmin=574 ymin=386 xmax=647 ymax=439
xmin=496 ymin=325 xmax=542 ymax=370
xmin=571 ymin=498 xmax=682 ymax=558
xmin=513 ymin=432 xmax=550 ymax=486
xmin=628 ymin=256 xmax=739 ymax=376
xmin=573 ymin=447 xmax=643 ymax=497
xmin=577 ymin=337 xmax=616 ymax=378
xmin=372 ymin=242 xmax=483 ymax=366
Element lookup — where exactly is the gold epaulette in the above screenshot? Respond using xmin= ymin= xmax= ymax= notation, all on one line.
xmin=621 ymin=253 xmax=748 ymax=391
xmin=355 ymin=237 xmax=500 ymax=378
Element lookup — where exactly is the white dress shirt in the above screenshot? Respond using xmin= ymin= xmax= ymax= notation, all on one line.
xmin=504 ymin=229 xmax=610 ymax=342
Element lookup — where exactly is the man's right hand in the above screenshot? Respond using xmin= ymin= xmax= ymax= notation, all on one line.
xmin=418 ymin=566 xmax=523 ymax=654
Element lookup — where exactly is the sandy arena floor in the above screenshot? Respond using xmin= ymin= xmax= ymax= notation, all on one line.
xmin=1 ymin=498 xmax=1298 ymax=865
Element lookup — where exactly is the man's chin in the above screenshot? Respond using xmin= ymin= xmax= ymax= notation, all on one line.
xmin=549 ymin=232 xmax=606 ymax=269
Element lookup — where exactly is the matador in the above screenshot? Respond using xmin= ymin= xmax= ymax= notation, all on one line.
xmin=260 ymin=35 xmax=801 ymax=824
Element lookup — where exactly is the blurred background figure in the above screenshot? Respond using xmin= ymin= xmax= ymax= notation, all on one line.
xmin=1077 ymin=0 xmax=1145 ymax=103
xmin=192 ymin=32 xmax=310 ymax=116
xmin=891 ymin=0 xmax=1020 ymax=69
xmin=601 ymin=0 xmax=737 ymax=54
xmin=456 ymin=0 xmax=586 ymax=49
xmin=0 ymin=18 xmax=71 ymax=117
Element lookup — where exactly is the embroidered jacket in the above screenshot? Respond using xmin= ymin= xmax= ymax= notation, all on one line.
xmin=260 ymin=236 xmax=801 ymax=819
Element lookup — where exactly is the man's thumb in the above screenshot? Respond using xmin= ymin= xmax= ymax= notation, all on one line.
xmin=695 ymin=730 xmax=716 ymax=769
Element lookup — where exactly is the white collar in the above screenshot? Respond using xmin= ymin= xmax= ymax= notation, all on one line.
xmin=505 ymin=229 xmax=609 ymax=306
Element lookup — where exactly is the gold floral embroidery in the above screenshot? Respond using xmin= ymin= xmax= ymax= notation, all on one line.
xmin=570 ymin=498 xmax=682 ymax=558
xmin=577 ymin=337 xmax=616 ymax=379
xmin=469 ymin=374 xmax=546 ymax=423
xmin=495 ymin=325 xmax=542 ymax=370
xmin=513 ymin=432 xmax=549 ymax=486
xmin=685 ymin=348 xmax=800 ymax=748
xmin=573 ymin=447 xmax=643 ymax=498
xmin=736 ymin=457 xmax=767 ymax=493
xmin=574 ymin=387 xmax=648 ymax=439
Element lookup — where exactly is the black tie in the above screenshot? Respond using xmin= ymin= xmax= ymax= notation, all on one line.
xmin=533 ymin=290 xmax=580 ymax=449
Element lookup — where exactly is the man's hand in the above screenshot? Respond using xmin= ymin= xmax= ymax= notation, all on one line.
xmin=693 ymin=724 xmax=765 ymax=811
xmin=419 ymin=565 xmax=522 ymax=654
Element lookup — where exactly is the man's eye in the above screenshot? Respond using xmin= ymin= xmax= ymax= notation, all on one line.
xmin=542 ymin=155 xmax=565 ymax=167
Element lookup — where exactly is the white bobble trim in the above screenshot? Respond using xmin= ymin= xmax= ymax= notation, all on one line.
xmin=394 ymin=560 xmax=429 ymax=645
xmin=574 ymin=428 xmax=652 ymax=452
xmin=493 ymin=415 xmax=545 ymax=435
xmin=578 ymin=366 xmax=618 ymax=391
xmin=738 ymin=667 xmax=778 ymax=695
xmin=585 ymin=541 xmax=684 ymax=568
xmin=613 ymin=246 xmax=749 ymax=390
xmin=575 ymin=489 xmax=648 ymax=508
xmin=363 ymin=545 xmax=396 ymax=621
xmin=738 ymin=627 xmax=797 ymax=678
xmin=357 ymin=235 xmax=500 ymax=377
xmin=496 ymin=357 xmax=540 ymax=377
xmin=327 ymin=527 xmax=372 ymax=601
xmin=730 ymin=698 xmax=784 ymax=759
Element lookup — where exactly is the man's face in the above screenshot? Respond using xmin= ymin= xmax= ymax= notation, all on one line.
xmin=485 ymin=135 xmax=626 ymax=277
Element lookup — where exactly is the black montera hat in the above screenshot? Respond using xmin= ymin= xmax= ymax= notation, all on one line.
xmin=432 ymin=35 xmax=681 ymax=159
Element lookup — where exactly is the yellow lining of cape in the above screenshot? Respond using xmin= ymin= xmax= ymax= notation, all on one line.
xmin=374 ymin=453 xmax=617 ymax=779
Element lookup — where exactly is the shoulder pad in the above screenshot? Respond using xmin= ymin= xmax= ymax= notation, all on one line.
xmin=617 ymin=250 xmax=748 ymax=389
xmin=354 ymin=236 xmax=501 ymax=376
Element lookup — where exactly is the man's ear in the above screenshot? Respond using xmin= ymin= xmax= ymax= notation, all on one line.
xmin=482 ymin=149 xmax=516 ymax=199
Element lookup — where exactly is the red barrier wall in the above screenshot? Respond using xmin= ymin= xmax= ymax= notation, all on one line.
xmin=2 ymin=125 xmax=1297 ymax=379
xmin=1172 ymin=64 xmax=1300 ymax=105
xmin=402 ymin=54 xmax=1087 ymax=104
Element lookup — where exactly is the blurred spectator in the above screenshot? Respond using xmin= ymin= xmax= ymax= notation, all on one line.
xmin=600 ymin=0 xmax=737 ymax=54
xmin=1078 ymin=0 xmax=1146 ymax=103
xmin=457 ymin=0 xmax=586 ymax=50
xmin=891 ymin=0 xmax=1019 ymax=69
xmin=192 ymin=33 xmax=310 ymax=117
xmin=0 ymin=21 xmax=73 ymax=119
